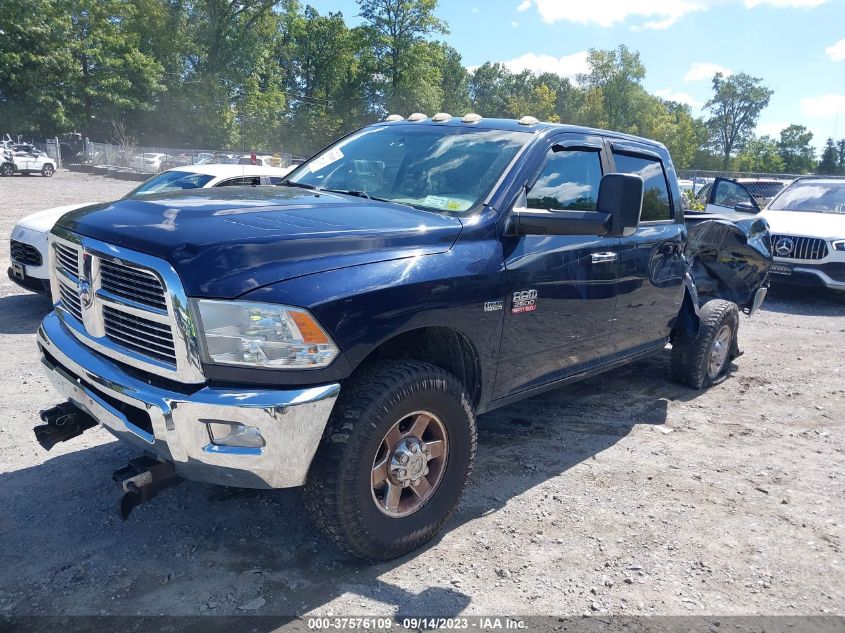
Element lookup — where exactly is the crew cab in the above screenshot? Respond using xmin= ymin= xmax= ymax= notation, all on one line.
xmin=33 ymin=115 xmax=771 ymax=560
xmin=8 ymin=163 xmax=294 ymax=294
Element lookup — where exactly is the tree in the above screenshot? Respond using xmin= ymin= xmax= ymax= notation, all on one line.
xmin=733 ymin=135 xmax=785 ymax=173
xmin=704 ymin=72 xmax=772 ymax=169
xmin=577 ymin=45 xmax=646 ymax=132
xmin=358 ymin=0 xmax=447 ymax=114
xmin=817 ymin=138 xmax=839 ymax=175
xmin=837 ymin=139 xmax=845 ymax=175
xmin=778 ymin=124 xmax=815 ymax=174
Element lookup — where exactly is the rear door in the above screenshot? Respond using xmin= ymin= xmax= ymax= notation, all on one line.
xmin=495 ymin=133 xmax=620 ymax=398
xmin=607 ymin=145 xmax=686 ymax=353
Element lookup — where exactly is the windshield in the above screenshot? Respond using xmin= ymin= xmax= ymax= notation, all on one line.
xmin=769 ymin=181 xmax=845 ymax=214
xmin=287 ymin=125 xmax=530 ymax=213
xmin=125 ymin=170 xmax=215 ymax=197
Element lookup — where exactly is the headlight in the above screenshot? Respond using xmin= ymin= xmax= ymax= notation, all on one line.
xmin=194 ymin=299 xmax=339 ymax=369
xmin=833 ymin=240 xmax=845 ymax=252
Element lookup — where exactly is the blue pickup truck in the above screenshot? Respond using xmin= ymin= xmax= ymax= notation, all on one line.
xmin=34 ymin=115 xmax=771 ymax=560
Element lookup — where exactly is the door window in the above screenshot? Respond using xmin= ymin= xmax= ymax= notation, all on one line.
xmin=710 ymin=179 xmax=757 ymax=210
xmin=612 ymin=153 xmax=673 ymax=221
xmin=216 ymin=177 xmax=261 ymax=187
xmin=526 ymin=148 xmax=603 ymax=211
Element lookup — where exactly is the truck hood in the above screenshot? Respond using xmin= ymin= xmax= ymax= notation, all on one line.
xmin=759 ymin=209 xmax=845 ymax=240
xmin=57 ymin=187 xmax=464 ymax=298
xmin=18 ymin=203 xmax=91 ymax=232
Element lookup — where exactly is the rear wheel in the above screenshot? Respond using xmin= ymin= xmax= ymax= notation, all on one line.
xmin=41 ymin=164 xmax=55 ymax=177
xmin=670 ymin=299 xmax=739 ymax=390
xmin=303 ymin=360 xmax=476 ymax=560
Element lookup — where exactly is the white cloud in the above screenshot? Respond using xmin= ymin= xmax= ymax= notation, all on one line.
xmin=745 ymin=0 xmax=827 ymax=7
xmin=530 ymin=0 xmax=709 ymax=28
xmin=683 ymin=62 xmax=732 ymax=82
xmin=756 ymin=121 xmax=788 ymax=138
xmin=517 ymin=0 xmax=532 ymax=11
xmin=510 ymin=20 xmax=520 ymax=27
xmin=801 ymin=94 xmax=845 ymax=118
xmin=826 ymin=38 xmax=845 ymax=62
xmin=470 ymin=7 xmax=480 ymax=13
xmin=655 ymin=89 xmax=703 ymax=108
xmin=495 ymin=51 xmax=590 ymax=79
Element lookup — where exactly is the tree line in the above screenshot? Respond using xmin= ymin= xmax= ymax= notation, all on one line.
xmin=1 ymin=0 xmax=843 ymax=173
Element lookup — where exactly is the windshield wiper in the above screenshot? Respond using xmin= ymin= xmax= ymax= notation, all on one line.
xmin=280 ymin=180 xmax=317 ymax=190
xmin=321 ymin=188 xmax=372 ymax=200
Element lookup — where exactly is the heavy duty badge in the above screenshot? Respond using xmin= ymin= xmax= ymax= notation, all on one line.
xmin=512 ymin=289 xmax=537 ymax=314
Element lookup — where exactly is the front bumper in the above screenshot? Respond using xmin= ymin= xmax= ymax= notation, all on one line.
xmin=770 ymin=258 xmax=845 ymax=289
xmin=38 ymin=312 xmax=340 ymax=489
xmin=7 ymin=265 xmax=51 ymax=295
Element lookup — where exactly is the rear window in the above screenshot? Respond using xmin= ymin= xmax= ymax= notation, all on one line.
xmin=612 ymin=153 xmax=673 ymax=221
xmin=125 ymin=170 xmax=215 ymax=197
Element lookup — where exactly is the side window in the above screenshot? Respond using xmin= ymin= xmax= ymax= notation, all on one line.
xmin=215 ymin=177 xmax=260 ymax=187
xmin=612 ymin=152 xmax=673 ymax=221
xmin=711 ymin=180 xmax=756 ymax=209
xmin=527 ymin=148 xmax=603 ymax=211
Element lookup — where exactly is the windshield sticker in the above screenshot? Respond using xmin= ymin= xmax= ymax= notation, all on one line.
xmin=423 ymin=195 xmax=448 ymax=208
xmin=446 ymin=200 xmax=463 ymax=210
xmin=307 ymin=147 xmax=344 ymax=173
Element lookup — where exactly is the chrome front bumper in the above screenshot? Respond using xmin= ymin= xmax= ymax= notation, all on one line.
xmin=38 ymin=312 xmax=340 ymax=489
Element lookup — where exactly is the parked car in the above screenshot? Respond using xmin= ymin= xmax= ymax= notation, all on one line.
xmin=237 ymin=154 xmax=276 ymax=166
xmin=8 ymin=164 xmax=293 ymax=294
xmin=32 ymin=116 xmax=770 ymax=561
xmin=131 ymin=153 xmax=174 ymax=173
xmin=0 ymin=147 xmax=56 ymax=177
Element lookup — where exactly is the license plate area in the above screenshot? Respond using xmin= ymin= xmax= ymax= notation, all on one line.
xmin=770 ymin=263 xmax=793 ymax=276
xmin=11 ymin=261 xmax=25 ymax=280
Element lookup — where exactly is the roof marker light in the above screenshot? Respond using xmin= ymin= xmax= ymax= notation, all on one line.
xmin=462 ymin=113 xmax=482 ymax=124
xmin=407 ymin=113 xmax=428 ymax=122
xmin=385 ymin=114 xmax=405 ymax=122
xmin=432 ymin=112 xmax=452 ymax=122
xmin=518 ymin=116 xmax=540 ymax=126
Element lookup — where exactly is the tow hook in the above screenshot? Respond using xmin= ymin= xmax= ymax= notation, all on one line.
xmin=33 ymin=402 xmax=98 ymax=451
xmin=113 ymin=456 xmax=181 ymax=520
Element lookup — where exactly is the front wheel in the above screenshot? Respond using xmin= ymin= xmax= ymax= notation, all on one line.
xmin=42 ymin=164 xmax=55 ymax=177
xmin=303 ymin=360 xmax=476 ymax=560
xmin=0 ymin=163 xmax=13 ymax=177
xmin=670 ymin=299 xmax=739 ymax=390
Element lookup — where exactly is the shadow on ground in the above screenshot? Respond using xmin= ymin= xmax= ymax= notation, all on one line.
xmin=0 ymin=292 xmax=52 ymax=334
xmin=0 ymin=350 xmax=708 ymax=624
xmin=761 ymin=284 xmax=845 ymax=317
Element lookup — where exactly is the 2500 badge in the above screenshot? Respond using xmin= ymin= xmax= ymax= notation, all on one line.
xmin=512 ymin=289 xmax=537 ymax=314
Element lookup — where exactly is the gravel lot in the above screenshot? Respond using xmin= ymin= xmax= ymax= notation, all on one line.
xmin=0 ymin=169 xmax=843 ymax=618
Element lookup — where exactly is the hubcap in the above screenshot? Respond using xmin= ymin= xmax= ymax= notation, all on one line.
xmin=371 ymin=411 xmax=448 ymax=518
xmin=708 ymin=324 xmax=732 ymax=379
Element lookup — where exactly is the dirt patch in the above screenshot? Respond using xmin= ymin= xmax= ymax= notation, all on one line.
xmin=0 ymin=170 xmax=843 ymax=617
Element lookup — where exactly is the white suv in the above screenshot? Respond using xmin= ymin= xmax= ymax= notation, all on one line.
xmin=8 ymin=163 xmax=294 ymax=294
xmin=1 ymin=148 xmax=57 ymax=177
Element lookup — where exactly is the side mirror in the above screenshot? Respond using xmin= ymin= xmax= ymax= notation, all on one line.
xmin=597 ymin=173 xmax=643 ymax=238
xmin=734 ymin=201 xmax=758 ymax=214
xmin=508 ymin=173 xmax=643 ymax=238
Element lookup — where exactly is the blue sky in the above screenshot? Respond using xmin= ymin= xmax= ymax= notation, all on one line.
xmin=306 ymin=0 xmax=845 ymax=150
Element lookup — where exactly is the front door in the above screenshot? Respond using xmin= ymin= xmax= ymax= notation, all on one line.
xmin=494 ymin=134 xmax=620 ymax=399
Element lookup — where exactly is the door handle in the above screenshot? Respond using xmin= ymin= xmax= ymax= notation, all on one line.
xmin=591 ymin=252 xmax=618 ymax=264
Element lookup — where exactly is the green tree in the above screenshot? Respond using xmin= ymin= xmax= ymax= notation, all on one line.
xmin=733 ymin=135 xmax=785 ymax=173
xmin=577 ymin=45 xmax=645 ymax=132
xmin=704 ymin=72 xmax=773 ymax=169
xmin=778 ymin=124 xmax=815 ymax=174
xmin=358 ymin=0 xmax=447 ymax=114
xmin=817 ymin=137 xmax=839 ymax=175
xmin=838 ymin=139 xmax=845 ymax=175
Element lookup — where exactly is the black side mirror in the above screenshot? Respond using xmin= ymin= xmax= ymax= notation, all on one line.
xmin=598 ymin=173 xmax=644 ymax=237
xmin=734 ymin=201 xmax=758 ymax=213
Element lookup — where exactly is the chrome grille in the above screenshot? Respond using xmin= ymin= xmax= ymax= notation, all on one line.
xmin=103 ymin=306 xmax=176 ymax=364
xmin=100 ymin=259 xmax=167 ymax=310
xmin=58 ymin=282 xmax=83 ymax=321
xmin=48 ymin=230 xmax=205 ymax=383
xmin=54 ymin=242 xmax=79 ymax=275
xmin=772 ymin=235 xmax=828 ymax=260
xmin=10 ymin=240 xmax=42 ymax=266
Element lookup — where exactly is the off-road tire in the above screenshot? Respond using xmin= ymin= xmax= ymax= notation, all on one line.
xmin=303 ymin=360 xmax=476 ymax=560
xmin=670 ymin=299 xmax=739 ymax=390
xmin=42 ymin=164 xmax=55 ymax=177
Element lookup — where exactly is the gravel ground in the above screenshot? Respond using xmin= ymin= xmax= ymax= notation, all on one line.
xmin=0 ymin=169 xmax=843 ymax=618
